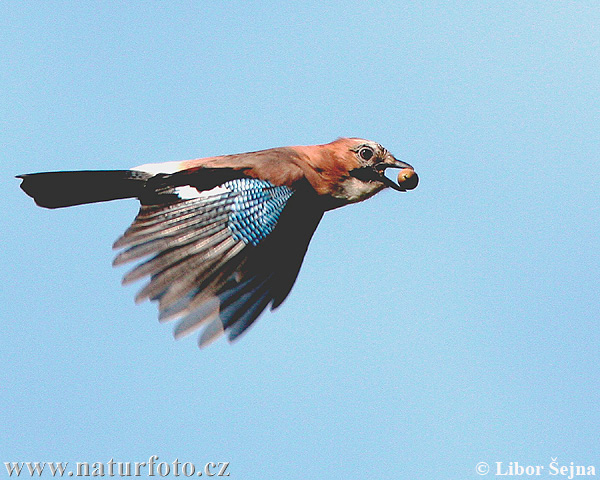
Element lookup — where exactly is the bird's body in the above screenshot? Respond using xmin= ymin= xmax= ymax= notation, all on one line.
xmin=18 ymin=138 xmax=418 ymax=347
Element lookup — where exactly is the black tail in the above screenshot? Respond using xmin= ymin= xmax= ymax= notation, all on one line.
xmin=17 ymin=170 xmax=152 ymax=209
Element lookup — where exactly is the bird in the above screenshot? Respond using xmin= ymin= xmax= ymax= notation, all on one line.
xmin=18 ymin=137 xmax=418 ymax=347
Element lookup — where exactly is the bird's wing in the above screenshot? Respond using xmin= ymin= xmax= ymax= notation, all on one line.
xmin=113 ymin=167 xmax=323 ymax=346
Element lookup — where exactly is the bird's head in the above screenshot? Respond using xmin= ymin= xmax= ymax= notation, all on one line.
xmin=321 ymin=138 xmax=418 ymax=205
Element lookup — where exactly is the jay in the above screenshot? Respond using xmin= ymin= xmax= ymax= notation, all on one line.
xmin=18 ymin=138 xmax=418 ymax=347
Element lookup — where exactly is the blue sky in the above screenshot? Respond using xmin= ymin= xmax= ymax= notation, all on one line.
xmin=2 ymin=2 xmax=599 ymax=479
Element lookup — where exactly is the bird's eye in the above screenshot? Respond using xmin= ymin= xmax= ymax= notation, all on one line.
xmin=359 ymin=147 xmax=374 ymax=161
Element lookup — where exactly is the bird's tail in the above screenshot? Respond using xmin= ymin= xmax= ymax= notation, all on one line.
xmin=17 ymin=170 xmax=152 ymax=209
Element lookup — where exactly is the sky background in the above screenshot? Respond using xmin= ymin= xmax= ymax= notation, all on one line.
xmin=1 ymin=2 xmax=599 ymax=479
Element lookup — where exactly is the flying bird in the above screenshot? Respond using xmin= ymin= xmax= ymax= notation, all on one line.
xmin=18 ymin=138 xmax=418 ymax=347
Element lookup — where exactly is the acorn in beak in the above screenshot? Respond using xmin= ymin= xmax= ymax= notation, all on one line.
xmin=375 ymin=158 xmax=419 ymax=192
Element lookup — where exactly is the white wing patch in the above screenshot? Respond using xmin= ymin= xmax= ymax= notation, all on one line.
xmin=132 ymin=161 xmax=185 ymax=175
xmin=174 ymin=185 xmax=231 ymax=200
xmin=174 ymin=186 xmax=202 ymax=199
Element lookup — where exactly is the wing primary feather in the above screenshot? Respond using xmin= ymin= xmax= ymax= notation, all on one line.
xmin=217 ymin=276 xmax=270 ymax=322
xmin=122 ymin=228 xmax=231 ymax=285
xmin=129 ymin=203 xmax=229 ymax=233
xmin=134 ymin=236 xmax=240 ymax=303
xmin=197 ymin=317 xmax=225 ymax=348
xmin=169 ymin=275 xmax=268 ymax=330
xmin=113 ymin=219 xmax=228 ymax=266
xmin=227 ymin=291 xmax=273 ymax=342
xmin=172 ymin=297 xmax=220 ymax=339
xmin=113 ymin=202 xmax=233 ymax=249
xmin=218 ymin=277 xmax=272 ymax=330
xmin=156 ymin=242 xmax=246 ymax=315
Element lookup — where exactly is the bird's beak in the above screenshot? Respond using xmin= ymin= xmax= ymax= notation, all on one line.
xmin=376 ymin=157 xmax=419 ymax=192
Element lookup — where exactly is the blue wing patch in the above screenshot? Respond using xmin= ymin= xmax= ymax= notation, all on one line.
xmin=224 ymin=178 xmax=294 ymax=246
